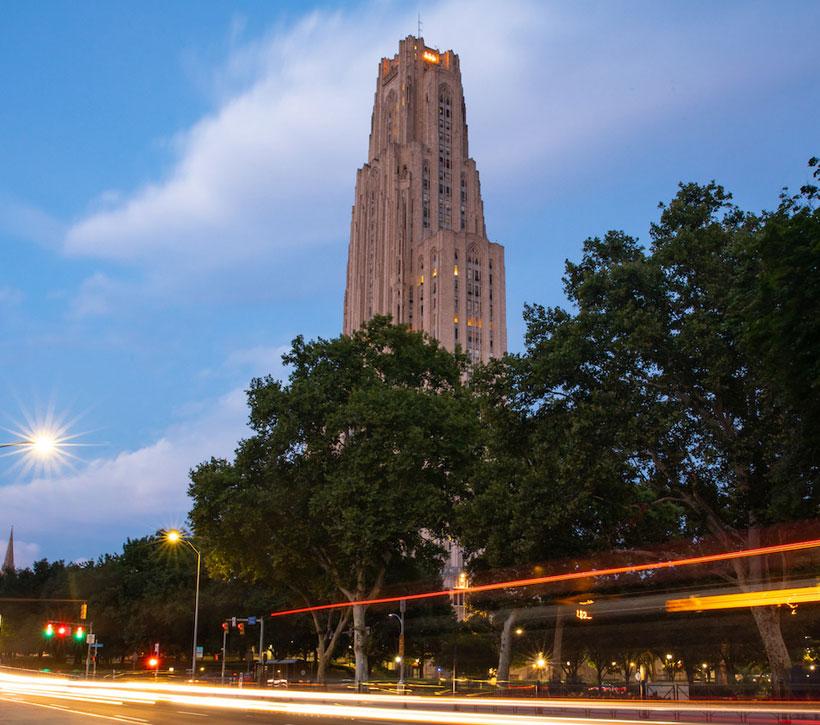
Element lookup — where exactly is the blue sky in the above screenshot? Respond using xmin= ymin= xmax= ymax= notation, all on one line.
xmin=1 ymin=0 xmax=818 ymax=566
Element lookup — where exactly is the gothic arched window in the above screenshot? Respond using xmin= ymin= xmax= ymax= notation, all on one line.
xmin=437 ymin=84 xmax=452 ymax=230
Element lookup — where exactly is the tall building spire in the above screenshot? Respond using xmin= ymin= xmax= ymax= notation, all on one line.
xmin=2 ymin=526 xmax=14 ymax=574
xmin=343 ymin=36 xmax=507 ymax=363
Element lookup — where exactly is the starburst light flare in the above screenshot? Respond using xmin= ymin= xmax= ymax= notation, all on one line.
xmin=1 ymin=405 xmax=94 ymax=478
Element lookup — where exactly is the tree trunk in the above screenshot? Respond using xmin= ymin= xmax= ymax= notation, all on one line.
xmin=550 ymin=606 xmax=564 ymax=683
xmin=750 ymin=605 xmax=791 ymax=698
xmin=352 ymin=604 xmax=369 ymax=685
xmin=310 ymin=608 xmax=350 ymax=684
xmin=729 ymin=527 xmax=793 ymax=697
xmin=496 ymin=609 xmax=519 ymax=683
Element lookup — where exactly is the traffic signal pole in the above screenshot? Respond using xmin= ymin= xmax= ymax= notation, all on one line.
xmin=221 ymin=622 xmax=228 ymax=685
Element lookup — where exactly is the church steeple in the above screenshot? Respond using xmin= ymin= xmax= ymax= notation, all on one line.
xmin=2 ymin=527 xmax=14 ymax=574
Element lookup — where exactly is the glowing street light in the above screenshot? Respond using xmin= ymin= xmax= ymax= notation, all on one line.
xmin=0 ymin=432 xmax=60 ymax=457
xmin=2 ymin=410 xmax=92 ymax=478
xmin=164 ymin=529 xmax=201 ymax=682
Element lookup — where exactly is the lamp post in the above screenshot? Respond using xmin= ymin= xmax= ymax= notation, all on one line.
xmin=388 ymin=599 xmax=406 ymax=690
xmin=1 ymin=435 xmax=58 ymax=455
xmin=165 ymin=529 xmax=201 ymax=681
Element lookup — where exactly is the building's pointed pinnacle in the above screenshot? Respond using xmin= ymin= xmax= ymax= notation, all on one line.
xmin=2 ymin=526 xmax=14 ymax=574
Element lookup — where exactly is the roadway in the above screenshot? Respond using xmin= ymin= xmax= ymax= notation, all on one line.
xmin=2 ymin=670 xmax=819 ymax=724
xmin=3 ymin=692 xmax=353 ymax=724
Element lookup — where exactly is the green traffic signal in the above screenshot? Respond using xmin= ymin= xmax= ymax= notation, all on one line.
xmin=44 ymin=623 xmax=54 ymax=638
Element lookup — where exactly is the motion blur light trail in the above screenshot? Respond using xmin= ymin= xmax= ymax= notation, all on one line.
xmin=2 ymin=671 xmax=819 ymax=723
xmin=666 ymin=584 xmax=820 ymax=612
xmin=269 ymin=538 xmax=820 ymax=617
xmin=0 ymin=672 xmax=676 ymax=725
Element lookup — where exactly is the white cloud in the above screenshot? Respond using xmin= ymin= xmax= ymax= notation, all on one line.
xmin=0 ymin=386 xmax=250 ymax=563
xmin=60 ymin=0 xmax=817 ymax=295
xmin=10 ymin=539 xmax=41 ymax=569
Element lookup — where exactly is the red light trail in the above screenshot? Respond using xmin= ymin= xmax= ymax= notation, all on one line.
xmin=270 ymin=538 xmax=820 ymax=617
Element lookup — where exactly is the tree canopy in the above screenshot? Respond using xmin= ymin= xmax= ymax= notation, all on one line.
xmin=189 ymin=316 xmax=480 ymax=681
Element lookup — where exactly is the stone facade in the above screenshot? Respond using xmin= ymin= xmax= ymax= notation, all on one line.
xmin=343 ymin=36 xmax=507 ymax=363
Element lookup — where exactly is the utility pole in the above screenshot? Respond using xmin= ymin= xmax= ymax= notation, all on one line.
xmin=221 ymin=622 xmax=228 ymax=685
xmin=257 ymin=617 xmax=265 ymax=686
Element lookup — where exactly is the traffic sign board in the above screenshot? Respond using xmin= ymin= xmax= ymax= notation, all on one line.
xmin=247 ymin=616 xmax=257 ymax=626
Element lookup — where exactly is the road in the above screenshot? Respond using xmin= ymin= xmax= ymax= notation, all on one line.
xmin=2 ymin=670 xmax=819 ymax=724
xmin=2 ymin=692 xmax=352 ymax=724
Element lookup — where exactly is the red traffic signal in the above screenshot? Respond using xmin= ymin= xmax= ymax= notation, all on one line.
xmin=222 ymin=621 xmax=228 ymax=632
xmin=56 ymin=623 xmax=69 ymax=638
xmin=237 ymin=622 xmax=245 ymax=635
xmin=147 ymin=656 xmax=160 ymax=669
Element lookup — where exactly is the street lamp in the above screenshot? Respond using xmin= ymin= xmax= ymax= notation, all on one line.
xmin=0 ymin=433 xmax=58 ymax=456
xmin=1 ymin=425 xmax=80 ymax=478
xmin=388 ymin=599 xmax=406 ymax=690
xmin=165 ymin=529 xmax=201 ymax=681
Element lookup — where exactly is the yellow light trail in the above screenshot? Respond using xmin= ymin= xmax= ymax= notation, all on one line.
xmin=2 ymin=670 xmax=819 ymax=720
xmin=666 ymin=584 xmax=820 ymax=612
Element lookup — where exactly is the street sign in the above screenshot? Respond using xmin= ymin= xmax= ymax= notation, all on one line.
xmin=247 ymin=616 xmax=257 ymax=626
xmin=231 ymin=616 xmax=237 ymax=627
xmin=196 ymin=645 xmax=204 ymax=660
xmin=153 ymin=642 xmax=160 ymax=654
xmin=92 ymin=643 xmax=104 ymax=648
xmin=86 ymin=633 xmax=96 ymax=644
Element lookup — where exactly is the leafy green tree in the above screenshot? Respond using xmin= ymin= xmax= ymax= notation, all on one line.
xmin=520 ymin=166 xmax=818 ymax=695
xmin=189 ymin=316 xmax=480 ymax=683
xmin=457 ymin=356 xmax=681 ymax=681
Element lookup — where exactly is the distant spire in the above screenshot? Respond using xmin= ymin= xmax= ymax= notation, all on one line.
xmin=2 ymin=527 xmax=14 ymax=574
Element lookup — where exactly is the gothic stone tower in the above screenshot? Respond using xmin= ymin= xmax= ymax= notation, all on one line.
xmin=343 ymin=36 xmax=507 ymax=363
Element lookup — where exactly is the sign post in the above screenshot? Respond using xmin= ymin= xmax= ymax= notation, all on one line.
xmin=85 ymin=630 xmax=96 ymax=679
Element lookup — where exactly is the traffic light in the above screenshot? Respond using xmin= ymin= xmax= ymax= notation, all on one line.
xmin=74 ymin=626 xmax=85 ymax=642
xmin=80 ymin=603 xmax=87 ymax=620
xmin=222 ymin=621 xmax=228 ymax=632
xmin=237 ymin=622 xmax=245 ymax=636
xmin=56 ymin=623 xmax=69 ymax=638
xmin=44 ymin=622 xmax=54 ymax=638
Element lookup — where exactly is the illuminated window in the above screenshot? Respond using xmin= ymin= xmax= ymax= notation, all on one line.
xmin=466 ymin=247 xmax=481 ymax=361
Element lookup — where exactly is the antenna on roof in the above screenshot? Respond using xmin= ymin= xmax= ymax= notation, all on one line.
xmin=417 ymin=12 xmax=423 ymax=40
